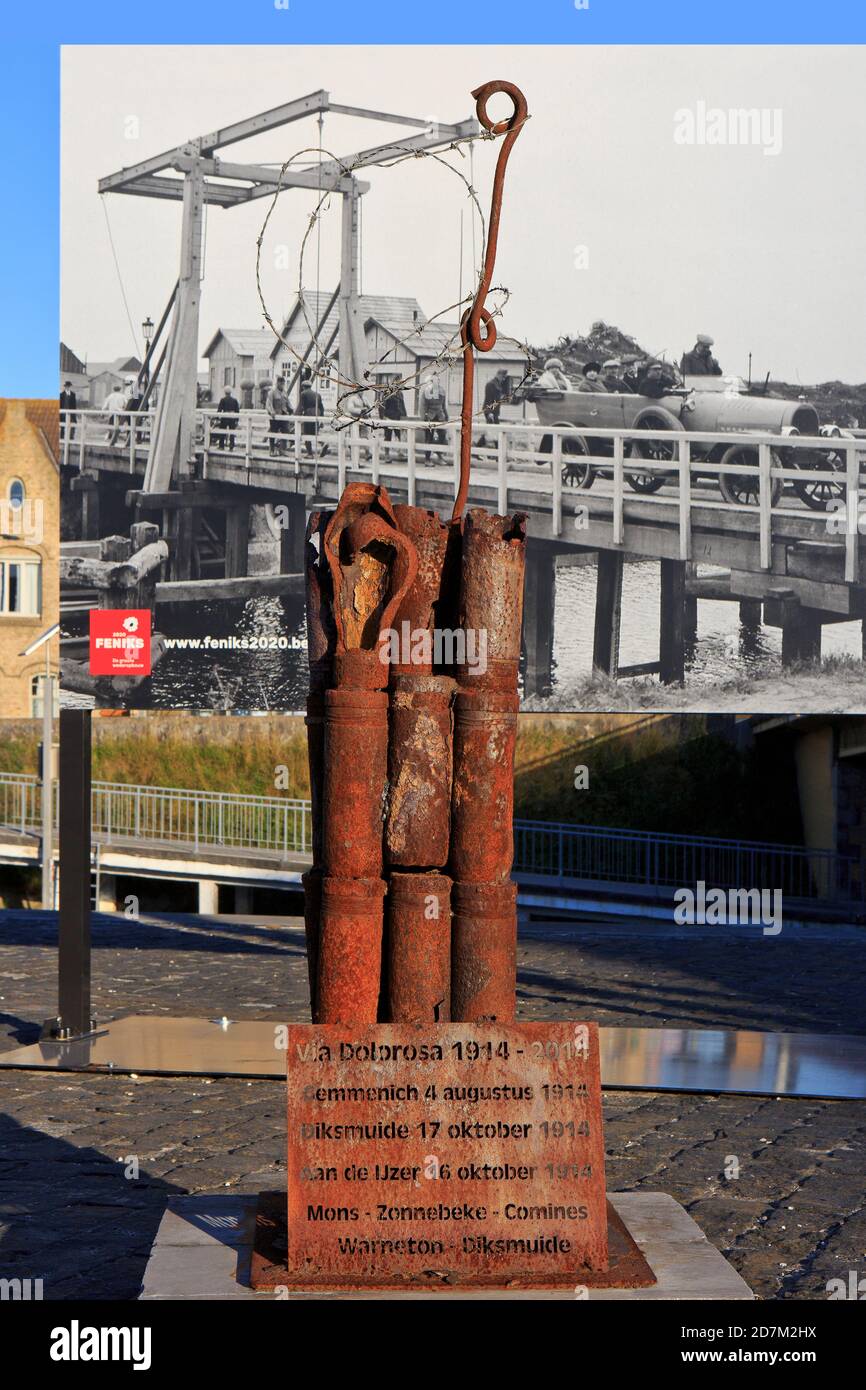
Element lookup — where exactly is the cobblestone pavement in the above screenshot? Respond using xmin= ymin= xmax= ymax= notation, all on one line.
xmin=1 ymin=910 xmax=865 ymax=1301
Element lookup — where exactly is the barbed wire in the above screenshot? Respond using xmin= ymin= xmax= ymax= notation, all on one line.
xmin=254 ymin=118 xmax=534 ymax=436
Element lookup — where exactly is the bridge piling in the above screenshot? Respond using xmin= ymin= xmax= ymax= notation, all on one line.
xmin=592 ymin=550 xmax=624 ymax=678
xmin=522 ymin=543 xmax=556 ymax=698
xmin=781 ymin=599 xmax=823 ymax=668
xmin=225 ymin=502 xmax=251 ymax=578
xmin=279 ymin=493 xmax=307 ymax=575
xmin=659 ymin=558 xmax=687 ymax=684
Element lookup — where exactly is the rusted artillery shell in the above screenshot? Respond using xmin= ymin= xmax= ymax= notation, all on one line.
xmin=317 ymin=876 xmax=386 ymax=1024
xmin=386 ymin=674 xmax=454 ymax=868
xmin=323 ymin=483 xmax=417 ymax=656
xmin=305 ymin=510 xmax=336 ymax=694
xmin=322 ymin=689 xmax=388 ymax=878
xmin=458 ymin=508 xmax=526 ymax=690
xmin=451 ymin=879 xmax=517 ymax=1023
xmin=333 ymin=647 xmax=389 ymax=691
xmin=391 ymin=506 xmax=450 ymax=675
xmin=305 ymin=693 xmax=326 ymax=866
xmin=450 ymin=689 xmax=518 ymax=883
xmin=301 ymin=867 xmax=323 ymax=1022
xmin=388 ymin=871 xmax=452 ymax=1023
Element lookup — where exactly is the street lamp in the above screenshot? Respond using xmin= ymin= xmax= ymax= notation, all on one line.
xmin=141 ymin=316 xmax=154 ymax=389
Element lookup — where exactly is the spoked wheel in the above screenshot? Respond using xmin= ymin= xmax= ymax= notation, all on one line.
xmin=627 ymin=407 xmax=681 ymax=493
xmin=559 ymin=430 xmax=594 ymax=489
xmin=793 ymin=449 xmax=847 ymax=511
xmin=718 ymin=445 xmax=784 ymax=506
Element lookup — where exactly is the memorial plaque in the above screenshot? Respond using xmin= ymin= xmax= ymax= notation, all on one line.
xmin=285 ymin=1021 xmax=609 ymax=1289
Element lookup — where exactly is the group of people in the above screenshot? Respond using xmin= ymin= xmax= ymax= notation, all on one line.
xmin=59 ymin=377 xmax=148 ymax=445
xmin=212 ymin=369 xmax=328 ymax=457
xmin=214 ymin=367 xmax=514 ymax=463
xmin=533 ymin=334 xmax=723 ymax=399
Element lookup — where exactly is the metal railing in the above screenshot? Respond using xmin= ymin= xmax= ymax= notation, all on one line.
xmin=1 ymin=773 xmax=860 ymax=902
xmin=90 ymin=782 xmax=311 ymax=856
xmin=513 ymin=819 xmax=863 ymax=903
xmin=0 ymin=772 xmax=47 ymax=834
xmin=61 ymin=406 xmax=865 ymax=584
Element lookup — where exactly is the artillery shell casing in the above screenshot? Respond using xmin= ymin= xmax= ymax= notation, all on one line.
xmin=333 ymin=647 xmax=390 ymax=691
xmin=301 ymin=867 xmax=323 ymax=1023
xmin=391 ymin=505 xmax=450 ymax=675
xmin=322 ymin=689 xmax=388 ymax=878
xmin=387 ymin=871 xmax=452 ymax=1023
xmin=386 ymin=675 xmax=454 ymax=868
xmin=450 ymin=689 xmax=519 ymax=883
xmin=457 ymin=509 xmax=526 ymax=690
xmin=451 ymin=879 xmax=517 ymax=1023
xmin=316 ymin=876 xmax=386 ymax=1024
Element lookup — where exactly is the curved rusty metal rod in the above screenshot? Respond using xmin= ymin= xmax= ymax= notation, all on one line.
xmin=452 ymin=80 xmax=529 ymax=525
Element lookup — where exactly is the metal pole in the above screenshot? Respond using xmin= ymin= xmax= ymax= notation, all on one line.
xmin=41 ymin=644 xmax=53 ymax=908
xmin=57 ymin=709 xmax=92 ymax=1038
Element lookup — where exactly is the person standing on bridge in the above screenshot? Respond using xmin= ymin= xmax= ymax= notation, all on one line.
xmin=299 ymin=375 xmax=327 ymax=458
xmin=60 ymin=381 xmax=78 ymax=443
xmin=477 ymin=367 xmax=511 ymax=448
xmin=266 ymin=377 xmax=290 ymax=456
xmin=421 ymin=374 xmax=448 ymax=460
xmin=103 ymin=381 xmax=128 ymax=445
xmin=214 ymin=384 xmax=240 ymax=451
xmin=680 ymin=334 xmax=722 ymax=376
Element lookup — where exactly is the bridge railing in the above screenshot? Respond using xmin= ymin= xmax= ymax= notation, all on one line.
xmin=62 ymin=406 xmax=864 ymax=583
xmin=513 ymin=819 xmax=863 ymax=903
xmin=0 ymin=773 xmax=44 ymax=835
xmin=192 ymin=413 xmax=866 ymax=590
xmin=1 ymin=773 xmax=860 ymax=902
xmin=60 ymin=407 xmax=157 ymax=473
xmin=90 ymin=782 xmax=312 ymax=856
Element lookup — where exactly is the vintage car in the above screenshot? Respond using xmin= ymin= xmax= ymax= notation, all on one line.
xmin=524 ymin=373 xmax=824 ymax=506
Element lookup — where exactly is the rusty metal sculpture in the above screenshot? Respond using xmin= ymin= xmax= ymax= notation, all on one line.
xmin=305 ymin=80 xmax=528 ymax=1027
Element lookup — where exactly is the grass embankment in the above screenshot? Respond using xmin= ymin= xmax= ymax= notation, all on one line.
xmin=0 ymin=711 xmax=803 ymax=843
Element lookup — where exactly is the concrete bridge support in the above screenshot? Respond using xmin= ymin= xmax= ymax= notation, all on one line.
xmin=96 ymin=873 xmax=117 ymax=913
xmin=522 ymin=544 xmax=556 ymax=698
xmin=198 ymin=879 xmax=220 ymax=915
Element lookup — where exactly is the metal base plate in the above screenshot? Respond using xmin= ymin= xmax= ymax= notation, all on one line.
xmin=2 ymin=1014 xmax=865 ymax=1099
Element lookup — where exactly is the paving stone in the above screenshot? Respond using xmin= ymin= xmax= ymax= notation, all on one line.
xmin=1 ymin=910 xmax=864 ymax=1300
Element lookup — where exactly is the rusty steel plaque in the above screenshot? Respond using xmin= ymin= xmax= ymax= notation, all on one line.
xmin=285 ymin=1022 xmax=608 ymax=1289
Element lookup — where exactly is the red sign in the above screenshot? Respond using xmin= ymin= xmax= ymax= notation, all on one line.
xmin=285 ymin=1022 xmax=608 ymax=1289
xmin=89 ymin=609 xmax=152 ymax=676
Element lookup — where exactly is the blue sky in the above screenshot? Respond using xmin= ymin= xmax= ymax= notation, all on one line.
xmin=2 ymin=2 xmax=865 ymax=396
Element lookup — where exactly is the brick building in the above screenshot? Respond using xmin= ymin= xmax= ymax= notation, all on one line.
xmin=0 ymin=401 xmax=60 ymax=716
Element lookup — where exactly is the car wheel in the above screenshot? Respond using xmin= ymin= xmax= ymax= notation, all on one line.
xmin=718 ymin=445 xmax=783 ymax=506
xmin=793 ymin=449 xmax=847 ymax=511
xmin=628 ymin=405 xmax=682 ymax=491
xmin=558 ymin=429 xmax=594 ymax=489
